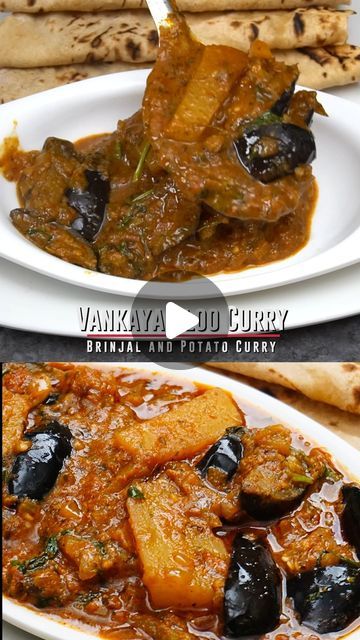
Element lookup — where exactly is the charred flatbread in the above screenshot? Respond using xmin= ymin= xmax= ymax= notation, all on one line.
xmin=0 ymin=0 xmax=349 ymax=10
xmin=209 ymin=363 xmax=360 ymax=415
xmin=0 ymin=9 xmax=351 ymax=67
xmin=0 ymin=61 xmax=150 ymax=103
xmin=276 ymin=44 xmax=360 ymax=89
xmin=1 ymin=43 xmax=359 ymax=103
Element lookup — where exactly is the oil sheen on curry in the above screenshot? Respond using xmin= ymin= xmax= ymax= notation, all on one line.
xmin=0 ymin=15 xmax=324 ymax=281
xmin=2 ymin=363 xmax=360 ymax=640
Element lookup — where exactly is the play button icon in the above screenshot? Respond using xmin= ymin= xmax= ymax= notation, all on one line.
xmin=131 ymin=271 xmax=229 ymax=369
xmin=165 ymin=302 xmax=198 ymax=340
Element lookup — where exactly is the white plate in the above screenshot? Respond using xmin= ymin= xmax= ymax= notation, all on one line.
xmin=0 ymin=258 xmax=360 ymax=336
xmin=3 ymin=362 xmax=360 ymax=640
xmin=0 ymin=73 xmax=360 ymax=299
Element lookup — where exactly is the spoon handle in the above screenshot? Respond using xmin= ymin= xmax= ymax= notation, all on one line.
xmin=146 ymin=0 xmax=175 ymax=31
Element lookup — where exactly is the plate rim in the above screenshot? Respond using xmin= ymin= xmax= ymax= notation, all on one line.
xmin=1 ymin=258 xmax=360 ymax=336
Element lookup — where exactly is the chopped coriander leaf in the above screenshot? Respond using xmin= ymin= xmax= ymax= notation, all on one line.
xmin=339 ymin=556 xmax=360 ymax=568
xmin=132 ymin=142 xmax=151 ymax=182
xmin=117 ymin=211 xmax=134 ymax=229
xmin=11 ymin=531 xmax=64 ymax=574
xmin=45 ymin=535 xmax=59 ymax=558
xmin=25 ymin=554 xmax=49 ymax=572
xmin=113 ymin=140 xmax=122 ymax=160
xmin=75 ymin=591 xmax=99 ymax=606
xmin=94 ymin=540 xmax=107 ymax=556
xmin=128 ymin=485 xmax=144 ymax=500
xmin=249 ymin=111 xmax=281 ymax=128
xmin=11 ymin=559 xmax=26 ymax=573
xmin=117 ymin=241 xmax=133 ymax=259
xmin=131 ymin=188 xmax=154 ymax=203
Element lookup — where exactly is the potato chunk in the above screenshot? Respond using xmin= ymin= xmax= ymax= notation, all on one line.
xmin=166 ymin=45 xmax=248 ymax=142
xmin=115 ymin=388 xmax=243 ymax=465
xmin=127 ymin=474 xmax=229 ymax=610
xmin=2 ymin=365 xmax=53 ymax=456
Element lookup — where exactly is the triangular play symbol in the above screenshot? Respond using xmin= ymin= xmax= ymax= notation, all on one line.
xmin=165 ymin=302 xmax=198 ymax=340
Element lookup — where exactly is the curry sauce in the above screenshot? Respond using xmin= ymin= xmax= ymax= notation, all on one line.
xmin=0 ymin=14 xmax=324 ymax=282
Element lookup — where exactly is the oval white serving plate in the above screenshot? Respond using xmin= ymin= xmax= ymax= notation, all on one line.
xmin=0 ymin=71 xmax=360 ymax=299
xmin=3 ymin=362 xmax=360 ymax=640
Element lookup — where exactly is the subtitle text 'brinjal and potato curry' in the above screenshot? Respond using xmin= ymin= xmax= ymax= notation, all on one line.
xmin=2 ymin=363 xmax=360 ymax=640
xmin=0 ymin=14 xmax=326 ymax=281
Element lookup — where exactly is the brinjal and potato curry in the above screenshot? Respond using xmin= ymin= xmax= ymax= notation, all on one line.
xmin=2 ymin=363 xmax=360 ymax=640
xmin=0 ymin=14 xmax=326 ymax=281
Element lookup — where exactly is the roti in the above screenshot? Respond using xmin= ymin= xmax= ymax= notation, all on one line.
xmin=0 ymin=62 xmax=150 ymax=103
xmin=1 ymin=43 xmax=359 ymax=103
xmin=276 ymin=44 xmax=360 ymax=89
xmin=209 ymin=362 xmax=360 ymax=414
xmin=0 ymin=9 xmax=351 ymax=67
xmin=0 ymin=0 xmax=349 ymax=10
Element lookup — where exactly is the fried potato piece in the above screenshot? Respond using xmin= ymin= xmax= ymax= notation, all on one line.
xmin=166 ymin=45 xmax=248 ymax=142
xmin=2 ymin=364 xmax=54 ymax=456
xmin=114 ymin=388 xmax=243 ymax=465
xmin=144 ymin=14 xmax=317 ymax=223
xmin=127 ymin=474 xmax=229 ymax=609
xmin=3 ymin=389 xmax=31 ymax=457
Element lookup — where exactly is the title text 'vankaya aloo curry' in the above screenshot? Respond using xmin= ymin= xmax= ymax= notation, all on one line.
xmin=2 ymin=363 xmax=360 ymax=639
xmin=0 ymin=14 xmax=325 ymax=281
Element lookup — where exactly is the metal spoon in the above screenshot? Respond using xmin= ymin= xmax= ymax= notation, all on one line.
xmin=146 ymin=0 xmax=175 ymax=32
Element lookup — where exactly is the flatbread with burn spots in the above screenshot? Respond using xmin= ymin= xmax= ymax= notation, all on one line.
xmin=1 ymin=45 xmax=359 ymax=103
xmin=0 ymin=11 xmax=159 ymax=66
xmin=0 ymin=61 xmax=150 ymax=103
xmin=0 ymin=8 xmax=351 ymax=67
xmin=0 ymin=0 xmax=349 ymax=10
xmin=209 ymin=363 xmax=360 ymax=415
xmin=275 ymin=44 xmax=360 ymax=89
xmin=188 ymin=8 xmax=350 ymax=50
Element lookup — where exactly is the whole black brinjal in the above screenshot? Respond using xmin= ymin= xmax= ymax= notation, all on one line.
xmin=67 ymin=169 xmax=110 ymax=242
xmin=234 ymin=123 xmax=316 ymax=184
xmin=271 ymin=81 xmax=296 ymax=117
xmin=287 ymin=563 xmax=360 ymax=634
xmin=224 ymin=534 xmax=282 ymax=637
xmin=8 ymin=421 xmax=72 ymax=500
xmin=197 ymin=427 xmax=244 ymax=481
xmin=240 ymin=479 xmax=308 ymax=521
xmin=341 ymin=485 xmax=360 ymax=557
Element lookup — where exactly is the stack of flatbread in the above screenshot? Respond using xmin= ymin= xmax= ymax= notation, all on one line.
xmin=208 ymin=362 xmax=360 ymax=450
xmin=0 ymin=0 xmax=359 ymax=102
